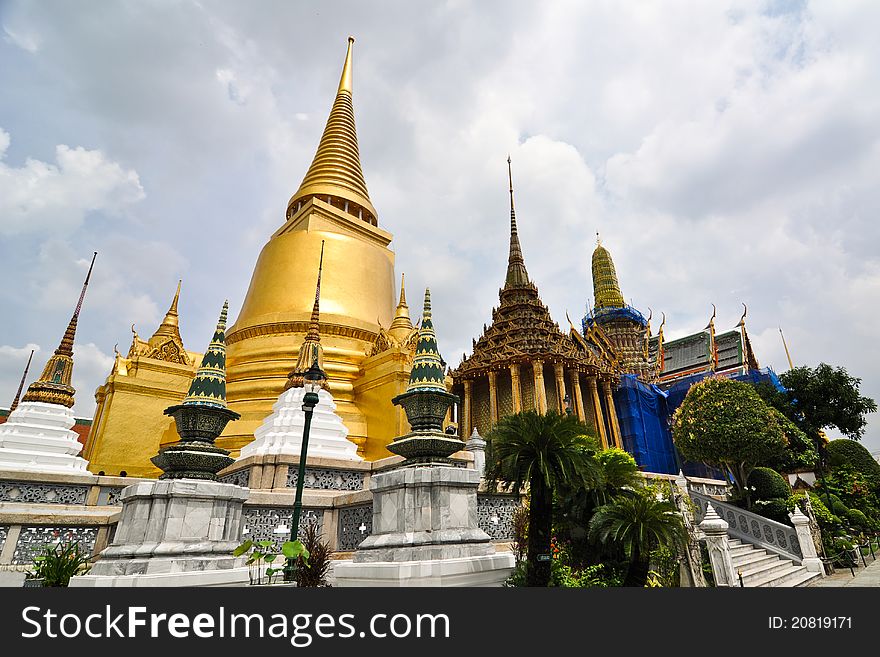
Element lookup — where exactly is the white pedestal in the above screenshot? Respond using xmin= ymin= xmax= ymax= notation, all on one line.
xmin=0 ymin=401 xmax=90 ymax=474
xmin=71 ymin=479 xmax=249 ymax=588
xmin=334 ymin=464 xmax=514 ymax=587
xmin=240 ymin=388 xmax=362 ymax=461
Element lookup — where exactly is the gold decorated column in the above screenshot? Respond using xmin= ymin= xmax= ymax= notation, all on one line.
xmin=570 ymin=370 xmax=586 ymax=422
xmin=462 ymin=379 xmax=473 ymax=440
xmin=553 ymin=362 xmax=567 ymax=413
xmin=488 ymin=370 xmax=499 ymax=426
xmin=588 ymin=376 xmax=609 ymax=449
xmin=533 ymin=360 xmax=547 ymax=414
xmin=509 ymin=363 xmax=522 ymax=413
xmin=603 ymin=380 xmax=623 ymax=449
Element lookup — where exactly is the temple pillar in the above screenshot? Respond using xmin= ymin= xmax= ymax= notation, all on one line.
xmin=487 ymin=370 xmax=499 ymax=427
xmin=509 ymin=364 xmax=522 ymax=413
xmin=462 ymin=379 xmax=473 ymax=441
xmin=532 ymin=360 xmax=547 ymax=414
xmin=570 ymin=371 xmax=586 ymax=423
xmin=588 ymin=376 xmax=609 ymax=449
xmin=553 ymin=363 xmax=567 ymax=413
xmin=603 ymin=379 xmax=623 ymax=449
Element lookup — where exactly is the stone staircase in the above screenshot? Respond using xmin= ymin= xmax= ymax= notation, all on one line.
xmin=729 ymin=538 xmax=822 ymax=587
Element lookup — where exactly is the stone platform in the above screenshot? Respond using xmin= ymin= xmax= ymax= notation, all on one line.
xmin=71 ymin=479 xmax=249 ymax=587
xmin=334 ymin=464 xmax=514 ymax=587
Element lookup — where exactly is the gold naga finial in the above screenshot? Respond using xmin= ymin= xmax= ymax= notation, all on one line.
xmin=779 ymin=327 xmax=795 ymax=370
xmin=737 ymin=302 xmax=748 ymax=327
xmin=658 ymin=311 xmax=666 ymax=335
xmin=704 ymin=303 xmax=717 ymax=330
xmin=565 ymin=310 xmax=578 ymax=333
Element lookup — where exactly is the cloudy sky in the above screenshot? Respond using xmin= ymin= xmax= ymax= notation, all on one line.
xmin=1 ymin=0 xmax=878 ymax=453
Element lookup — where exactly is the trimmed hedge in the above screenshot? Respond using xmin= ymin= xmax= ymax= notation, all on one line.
xmin=748 ymin=467 xmax=790 ymax=501
xmin=826 ymin=439 xmax=880 ymax=486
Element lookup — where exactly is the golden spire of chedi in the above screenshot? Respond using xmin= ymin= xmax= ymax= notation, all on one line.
xmin=591 ymin=235 xmax=625 ymax=309
xmin=286 ymin=36 xmax=379 ymax=227
xmin=388 ymin=273 xmax=414 ymax=343
xmin=505 ymin=156 xmax=530 ymax=288
xmin=151 ymin=279 xmax=182 ymax=340
xmin=23 ymin=252 xmax=97 ymax=408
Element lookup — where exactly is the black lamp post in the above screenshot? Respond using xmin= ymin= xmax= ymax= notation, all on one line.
xmin=283 ymin=358 xmax=326 ymax=582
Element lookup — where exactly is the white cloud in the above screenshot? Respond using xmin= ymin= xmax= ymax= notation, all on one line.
xmin=0 ymin=128 xmax=145 ymax=236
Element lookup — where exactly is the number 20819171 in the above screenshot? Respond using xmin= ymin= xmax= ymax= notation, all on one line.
xmin=769 ymin=617 xmax=852 ymax=630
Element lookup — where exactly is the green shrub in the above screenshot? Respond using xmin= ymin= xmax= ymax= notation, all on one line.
xmin=826 ymin=439 xmax=880 ymax=486
xmin=753 ymin=498 xmax=791 ymax=525
xmin=28 ymin=541 xmax=92 ymax=586
xmin=846 ymin=508 xmax=870 ymax=530
xmin=747 ymin=467 xmax=790 ymax=501
xmin=831 ymin=500 xmax=850 ymax=518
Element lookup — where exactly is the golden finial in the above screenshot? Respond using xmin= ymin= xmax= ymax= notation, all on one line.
xmin=153 ymin=279 xmax=183 ymax=337
xmin=704 ymin=303 xmax=716 ymax=330
xmin=9 ymin=348 xmax=34 ymax=413
xmin=596 ymin=231 xmax=601 ymax=247
xmin=737 ymin=302 xmax=747 ymax=327
xmin=389 ymin=272 xmax=414 ymax=342
xmin=779 ymin=327 xmax=795 ymax=370
xmin=504 ymin=156 xmax=529 ymax=288
xmin=285 ymin=242 xmax=326 ymax=390
xmin=338 ymin=36 xmax=355 ymax=95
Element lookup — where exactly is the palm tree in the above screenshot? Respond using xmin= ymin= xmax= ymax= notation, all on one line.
xmin=486 ymin=410 xmax=603 ymax=586
xmin=588 ymin=488 xmax=686 ymax=587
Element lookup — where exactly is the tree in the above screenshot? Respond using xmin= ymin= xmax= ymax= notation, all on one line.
xmin=825 ymin=439 xmax=880 ymax=489
xmin=672 ymin=377 xmax=789 ymax=508
xmin=588 ymin=488 xmax=685 ymax=587
xmin=778 ymin=364 xmax=877 ymax=440
xmin=486 ymin=410 xmax=602 ymax=587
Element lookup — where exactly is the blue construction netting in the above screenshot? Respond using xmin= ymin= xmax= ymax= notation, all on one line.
xmin=583 ymin=304 xmax=648 ymax=331
xmin=613 ymin=374 xmax=679 ymax=474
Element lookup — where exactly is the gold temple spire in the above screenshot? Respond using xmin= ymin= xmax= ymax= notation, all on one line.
xmin=22 ymin=252 xmax=97 ymax=408
xmin=287 ymin=37 xmax=378 ymax=226
xmin=504 ymin=156 xmax=530 ymax=288
xmin=152 ymin=279 xmax=182 ymax=339
xmin=338 ymin=36 xmax=354 ymax=95
xmin=285 ymin=241 xmax=326 ymax=389
xmin=388 ymin=272 xmax=414 ymax=342
xmin=8 ymin=348 xmax=35 ymax=414
xmin=591 ymin=239 xmax=625 ymax=309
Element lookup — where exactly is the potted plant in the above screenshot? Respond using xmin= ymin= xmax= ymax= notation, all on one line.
xmin=25 ymin=541 xmax=92 ymax=587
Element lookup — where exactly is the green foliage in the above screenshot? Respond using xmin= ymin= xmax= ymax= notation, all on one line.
xmin=826 ymin=439 xmax=880 ymax=487
xmin=28 ymin=541 xmax=92 ymax=586
xmin=486 ymin=410 xmax=603 ymax=587
xmin=588 ymin=487 xmax=686 ymax=587
xmin=672 ymin=377 xmax=788 ymax=502
xmin=747 ymin=467 xmax=790 ymax=501
xmin=846 ymin=508 xmax=870 ymax=531
xmin=234 ymin=537 xmax=309 ymax=585
xmin=648 ymin=541 xmax=681 ymax=587
xmin=511 ymin=503 xmax=529 ymax=564
xmin=752 ymin=498 xmax=792 ymax=525
xmin=596 ymin=448 xmax=640 ymax=490
xmin=778 ymin=364 xmax=877 ymax=441
xmin=550 ymin=561 xmax=619 ymax=587
xmin=293 ymin=522 xmax=331 ymax=588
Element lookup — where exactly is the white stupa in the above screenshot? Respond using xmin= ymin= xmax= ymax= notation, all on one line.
xmin=241 ymin=386 xmax=360 ymax=460
xmin=0 ymin=253 xmax=96 ymax=475
xmin=238 ymin=241 xmax=362 ymax=462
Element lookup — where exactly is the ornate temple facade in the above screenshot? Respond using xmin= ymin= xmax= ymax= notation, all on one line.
xmin=451 ymin=161 xmax=624 ymax=450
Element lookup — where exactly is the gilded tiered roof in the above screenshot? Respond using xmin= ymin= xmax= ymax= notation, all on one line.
xmin=454 ymin=161 xmax=614 ymax=379
xmin=592 ymin=237 xmax=625 ymax=309
xmin=22 ymin=252 xmax=97 ymax=408
xmin=286 ymin=37 xmax=379 ymax=226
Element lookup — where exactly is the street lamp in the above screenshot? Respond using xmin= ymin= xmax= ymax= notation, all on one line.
xmin=283 ymin=358 xmax=326 ymax=582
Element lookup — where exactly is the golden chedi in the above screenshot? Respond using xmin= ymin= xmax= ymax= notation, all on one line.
xmin=222 ymin=37 xmax=412 ymax=460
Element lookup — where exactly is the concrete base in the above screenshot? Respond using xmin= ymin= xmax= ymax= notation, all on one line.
xmin=334 ymin=463 xmax=514 ymax=587
xmin=332 ymin=553 xmax=514 ymax=587
xmin=71 ymin=567 xmax=250 ymax=587
xmin=70 ymin=478 xmax=248 ymax=587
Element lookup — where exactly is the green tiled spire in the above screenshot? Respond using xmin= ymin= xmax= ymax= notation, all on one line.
xmin=182 ymin=301 xmax=229 ymax=408
xmin=406 ymin=288 xmax=447 ymax=393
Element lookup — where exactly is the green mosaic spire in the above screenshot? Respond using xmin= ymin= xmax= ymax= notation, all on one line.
xmin=406 ymin=288 xmax=447 ymax=393
xmin=182 ymin=301 xmax=229 ymax=408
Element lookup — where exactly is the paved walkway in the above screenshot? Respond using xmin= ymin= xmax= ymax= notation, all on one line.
xmin=809 ymin=552 xmax=880 ymax=587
